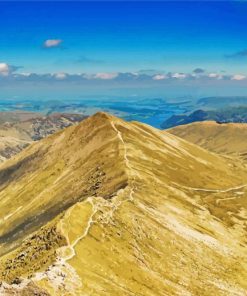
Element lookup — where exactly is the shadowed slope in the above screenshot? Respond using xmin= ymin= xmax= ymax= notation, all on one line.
xmin=0 ymin=113 xmax=247 ymax=295
xmin=0 ymin=112 xmax=128 ymax=255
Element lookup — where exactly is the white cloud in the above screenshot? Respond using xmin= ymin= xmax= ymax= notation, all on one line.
xmin=54 ymin=72 xmax=67 ymax=80
xmin=0 ymin=63 xmax=10 ymax=76
xmin=172 ymin=73 xmax=187 ymax=79
xmin=208 ymin=73 xmax=225 ymax=80
xmin=231 ymin=74 xmax=246 ymax=81
xmin=43 ymin=39 xmax=63 ymax=48
xmin=94 ymin=72 xmax=118 ymax=80
xmin=208 ymin=73 xmax=218 ymax=78
xmin=153 ymin=74 xmax=167 ymax=80
xmin=20 ymin=72 xmax=32 ymax=77
xmin=1 ymin=69 xmax=247 ymax=85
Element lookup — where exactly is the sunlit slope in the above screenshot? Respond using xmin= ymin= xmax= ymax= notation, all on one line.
xmin=0 ymin=113 xmax=247 ymax=295
xmin=168 ymin=120 xmax=247 ymax=157
xmin=0 ymin=113 xmax=128 ymax=256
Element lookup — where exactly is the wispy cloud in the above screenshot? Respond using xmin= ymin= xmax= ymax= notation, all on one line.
xmin=138 ymin=69 xmax=160 ymax=75
xmin=43 ymin=39 xmax=63 ymax=48
xmin=93 ymin=72 xmax=118 ymax=80
xmin=75 ymin=56 xmax=103 ymax=64
xmin=225 ymin=49 xmax=247 ymax=58
xmin=171 ymin=73 xmax=187 ymax=79
xmin=208 ymin=73 xmax=218 ymax=78
xmin=231 ymin=74 xmax=246 ymax=81
xmin=153 ymin=74 xmax=167 ymax=80
xmin=53 ymin=72 xmax=67 ymax=80
xmin=0 ymin=69 xmax=246 ymax=85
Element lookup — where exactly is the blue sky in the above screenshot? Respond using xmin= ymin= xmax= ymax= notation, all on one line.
xmin=1 ymin=1 xmax=247 ymax=99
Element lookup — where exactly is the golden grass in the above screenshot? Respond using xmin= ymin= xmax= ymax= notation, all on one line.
xmin=0 ymin=113 xmax=246 ymax=295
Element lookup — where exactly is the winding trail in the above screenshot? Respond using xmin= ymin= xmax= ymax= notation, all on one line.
xmin=61 ymin=197 xmax=98 ymax=261
xmin=216 ymin=195 xmax=245 ymax=205
xmin=8 ymin=120 xmax=138 ymax=294
xmin=172 ymin=182 xmax=247 ymax=194
xmin=110 ymin=121 xmax=136 ymax=202
xmin=172 ymin=181 xmax=247 ymax=207
xmin=60 ymin=120 xmax=136 ymax=262
xmin=110 ymin=121 xmax=131 ymax=170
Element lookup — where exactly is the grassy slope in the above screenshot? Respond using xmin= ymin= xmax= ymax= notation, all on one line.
xmin=0 ymin=113 xmax=247 ymax=295
xmin=0 ymin=113 xmax=127 ymax=256
xmin=167 ymin=121 xmax=247 ymax=157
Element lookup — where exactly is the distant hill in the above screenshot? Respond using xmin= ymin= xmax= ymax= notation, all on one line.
xmin=198 ymin=96 xmax=247 ymax=108
xmin=0 ymin=111 xmax=42 ymax=124
xmin=161 ymin=106 xmax=247 ymax=128
xmin=0 ymin=113 xmax=247 ymax=295
xmin=167 ymin=121 xmax=247 ymax=158
xmin=0 ymin=113 xmax=87 ymax=163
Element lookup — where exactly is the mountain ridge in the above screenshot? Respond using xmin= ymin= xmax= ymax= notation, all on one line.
xmin=0 ymin=112 xmax=246 ymax=295
xmin=167 ymin=120 xmax=247 ymax=158
xmin=161 ymin=106 xmax=247 ymax=129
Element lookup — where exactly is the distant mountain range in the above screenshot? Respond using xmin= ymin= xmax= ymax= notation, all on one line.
xmin=0 ymin=112 xmax=246 ymax=295
xmin=2 ymin=96 xmax=247 ymax=130
xmin=0 ymin=97 xmax=190 ymax=129
xmin=0 ymin=111 xmax=43 ymax=124
xmin=161 ymin=106 xmax=247 ymax=128
xmin=0 ymin=113 xmax=87 ymax=163
xmin=198 ymin=96 xmax=247 ymax=108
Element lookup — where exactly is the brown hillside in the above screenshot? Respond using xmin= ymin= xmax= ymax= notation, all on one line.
xmin=0 ymin=113 xmax=246 ymax=295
